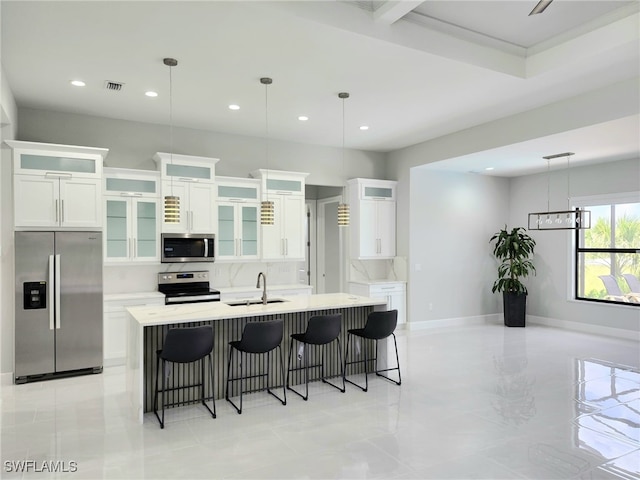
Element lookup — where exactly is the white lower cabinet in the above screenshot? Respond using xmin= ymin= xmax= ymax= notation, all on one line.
xmin=348 ymin=282 xmax=406 ymax=325
xmin=103 ymin=294 xmax=165 ymax=365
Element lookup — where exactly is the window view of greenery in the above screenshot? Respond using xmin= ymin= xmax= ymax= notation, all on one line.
xmin=577 ymin=201 xmax=640 ymax=304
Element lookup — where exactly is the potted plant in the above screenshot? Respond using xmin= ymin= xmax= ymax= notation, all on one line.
xmin=490 ymin=226 xmax=536 ymax=327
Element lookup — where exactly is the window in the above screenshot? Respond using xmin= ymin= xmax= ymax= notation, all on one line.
xmin=574 ymin=193 xmax=640 ymax=305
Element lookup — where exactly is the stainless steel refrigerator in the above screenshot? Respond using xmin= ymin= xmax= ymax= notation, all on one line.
xmin=15 ymin=231 xmax=103 ymax=383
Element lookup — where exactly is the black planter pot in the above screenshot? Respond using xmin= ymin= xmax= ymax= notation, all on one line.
xmin=503 ymin=292 xmax=527 ymax=327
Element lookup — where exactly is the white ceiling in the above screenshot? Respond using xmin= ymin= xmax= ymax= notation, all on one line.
xmin=1 ymin=0 xmax=639 ymax=176
xmin=419 ymin=114 xmax=640 ymax=176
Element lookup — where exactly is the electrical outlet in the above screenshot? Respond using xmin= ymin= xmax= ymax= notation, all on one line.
xmin=429 ymin=303 xmax=433 ymax=311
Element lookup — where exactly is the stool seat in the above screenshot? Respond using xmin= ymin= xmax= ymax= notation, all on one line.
xmin=344 ymin=310 xmax=401 ymax=392
xmin=286 ymin=314 xmax=345 ymax=401
xmin=153 ymin=325 xmax=216 ymax=429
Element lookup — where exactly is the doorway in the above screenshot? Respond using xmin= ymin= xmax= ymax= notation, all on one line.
xmin=316 ymin=196 xmax=344 ymax=294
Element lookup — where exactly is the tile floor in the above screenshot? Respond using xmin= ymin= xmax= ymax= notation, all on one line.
xmin=1 ymin=322 xmax=639 ymax=479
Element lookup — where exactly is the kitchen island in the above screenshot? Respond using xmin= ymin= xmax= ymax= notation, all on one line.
xmin=126 ymin=293 xmax=387 ymax=423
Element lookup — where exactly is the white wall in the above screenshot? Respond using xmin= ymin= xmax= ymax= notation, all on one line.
xmin=17 ymin=107 xmax=386 ymax=185
xmin=1 ymin=64 xmax=18 ymax=376
xmin=510 ymin=158 xmax=640 ymax=332
xmin=409 ymin=168 xmax=509 ymax=324
xmin=388 ymin=79 xmax=639 ymax=333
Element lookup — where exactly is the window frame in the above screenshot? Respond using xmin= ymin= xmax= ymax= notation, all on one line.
xmin=572 ymin=192 xmax=640 ymax=307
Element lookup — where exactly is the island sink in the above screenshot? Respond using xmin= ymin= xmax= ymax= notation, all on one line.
xmin=225 ymin=299 xmax=288 ymax=307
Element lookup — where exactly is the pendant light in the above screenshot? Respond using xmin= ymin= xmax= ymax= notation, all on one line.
xmin=337 ymin=92 xmax=350 ymax=227
xmin=163 ymin=57 xmax=180 ymax=224
xmin=527 ymin=152 xmax=591 ymax=230
xmin=260 ymin=77 xmax=275 ymax=225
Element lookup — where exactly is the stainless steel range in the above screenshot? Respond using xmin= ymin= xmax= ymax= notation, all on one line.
xmin=158 ymin=271 xmax=220 ymax=305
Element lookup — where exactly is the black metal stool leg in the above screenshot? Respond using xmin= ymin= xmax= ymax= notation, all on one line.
xmin=266 ymin=346 xmax=287 ymax=405
xmin=344 ymin=334 xmax=369 ymax=392
xmin=304 ymin=343 xmax=309 ymax=400
xmin=286 ymin=340 xmax=310 ymax=401
xmin=161 ymin=359 xmax=166 ymax=427
xmin=239 ymin=352 xmax=244 ymax=413
xmin=153 ymin=354 xmax=165 ymax=428
xmin=199 ymin=353 xmax=216 ymax=419
xmin=279 ymin=345 xmax=287 ymax=405
xmin=374 ymin=333 xmax=402 ymax=386
xmin=320 ymin=338 xmax=346 ymax=393
xmin=286 ymin=338 xmax=294 ymax=389
xmin=225 ymin=347 xmax=243 ymax=414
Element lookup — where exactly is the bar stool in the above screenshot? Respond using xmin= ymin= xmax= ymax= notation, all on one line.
xmin=344 ymin=310 xmax=401 ymax=392
xmin=225 ymin=319 xmax=287 ymax=414
xmin=153 ymin=325 xmax=216 ymax=429
xmin=286 ymin=313 xmax=345 ymax=401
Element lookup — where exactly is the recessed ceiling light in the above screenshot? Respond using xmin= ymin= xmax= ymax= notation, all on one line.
xmin=298 ymin=116 xmax=309 ymax=121
xmin=228 ymin=104 xmax=240 ymax=111
xmin=485 ymin=167 xmax=495 ymax=171
xmin=359 ymin=125 xmax=369 ymax=131
xmin=145 ymin=91 xmax=158 ymax=97
xmin=70 ymin=80 xmax=86 ymax=87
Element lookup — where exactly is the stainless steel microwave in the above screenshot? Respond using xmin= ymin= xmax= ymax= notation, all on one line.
xmin=161 ymin=233 xmax=215 ymax=263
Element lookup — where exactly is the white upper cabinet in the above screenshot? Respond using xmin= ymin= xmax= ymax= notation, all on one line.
xmin=103 ymin=168 xmax=160 ymax=264
xmin=153 ymin=152 xmax=219 ymax=234
xmin=348 ymin=178 xmax=397 ymax=259
xmin=216 ymin=177 xmax=260 ymax=261
xmin=7 ymin=140 xmax=108 ymax=229
xmin=251 ymin=169 xmax=309 ymax=261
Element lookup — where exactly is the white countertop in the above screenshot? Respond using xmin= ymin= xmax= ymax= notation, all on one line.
xmin=127 ymin=293 xmax=386 ymax=327
xmin=348 ymin=280 xmax=406 ymax=285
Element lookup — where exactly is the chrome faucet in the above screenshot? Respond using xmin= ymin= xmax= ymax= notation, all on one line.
xmin=256 ymin=272 xmax=267 ymax=305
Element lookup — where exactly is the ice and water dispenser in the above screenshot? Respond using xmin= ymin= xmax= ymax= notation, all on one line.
xmin=23 ymin=281 xmax=46 ymax=309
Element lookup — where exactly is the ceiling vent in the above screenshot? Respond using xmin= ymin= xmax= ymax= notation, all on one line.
xmin=104 ymin=81 xmax=124 ymax=91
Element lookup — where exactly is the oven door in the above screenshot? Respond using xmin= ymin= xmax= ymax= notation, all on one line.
xmin=161 ymin=234 xmax=215 ymax=263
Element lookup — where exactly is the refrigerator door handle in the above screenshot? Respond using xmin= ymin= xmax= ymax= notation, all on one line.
xmin=49 ymin=255 xmax=55 ymax=330
xmin=55 ymin=254 xmax=61 ymax=329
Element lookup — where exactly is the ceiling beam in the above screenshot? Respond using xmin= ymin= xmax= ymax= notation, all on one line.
xmin=373 ymin=1 xmax=425 ymax=25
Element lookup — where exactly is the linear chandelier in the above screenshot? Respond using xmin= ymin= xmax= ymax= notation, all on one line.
xmin=528 ymin=152 xmax=591 ymax=231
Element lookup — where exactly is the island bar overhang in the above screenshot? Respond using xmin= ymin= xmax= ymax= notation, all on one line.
xmin=126 ymin=293 xmax=389 ymax=423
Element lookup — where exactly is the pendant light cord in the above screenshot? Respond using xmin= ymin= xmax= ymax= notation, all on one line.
xmin=265 ymin=80 xmax=269 ymax=201
xmin=169 ymin=62 xmax=174 ymax=196
xmin=342 ymin=95 xmax=345 ymax=175
xmin=566 ymin=153 xmax=571 ymax=210
xmin=546 ymin=159 xmax=550 ymax=213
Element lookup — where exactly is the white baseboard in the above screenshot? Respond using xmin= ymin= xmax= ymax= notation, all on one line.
xmin=408 ymin=314 xmax=501 ymax=331
xmin=527 ymin=315 xmax=640 ymax=341
xmin=104 ymin=357 xmax=125 ymax=368
xmin=407 ymin=313 xmax=639 ymax=341
xmin=1 ymin=372 xmax=13 ymax=386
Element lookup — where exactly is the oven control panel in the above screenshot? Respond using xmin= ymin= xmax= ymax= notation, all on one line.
xmin=158 ymin=271 xmax=209 ymax=285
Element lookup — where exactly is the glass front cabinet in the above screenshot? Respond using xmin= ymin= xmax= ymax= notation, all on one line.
xmin=103 ymin=168 xmax=160 ymax=263
xmin=216 ymin=177 xmax=260 ymax=261
xmin=7 ymin=140 xmax=108 ymax=229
